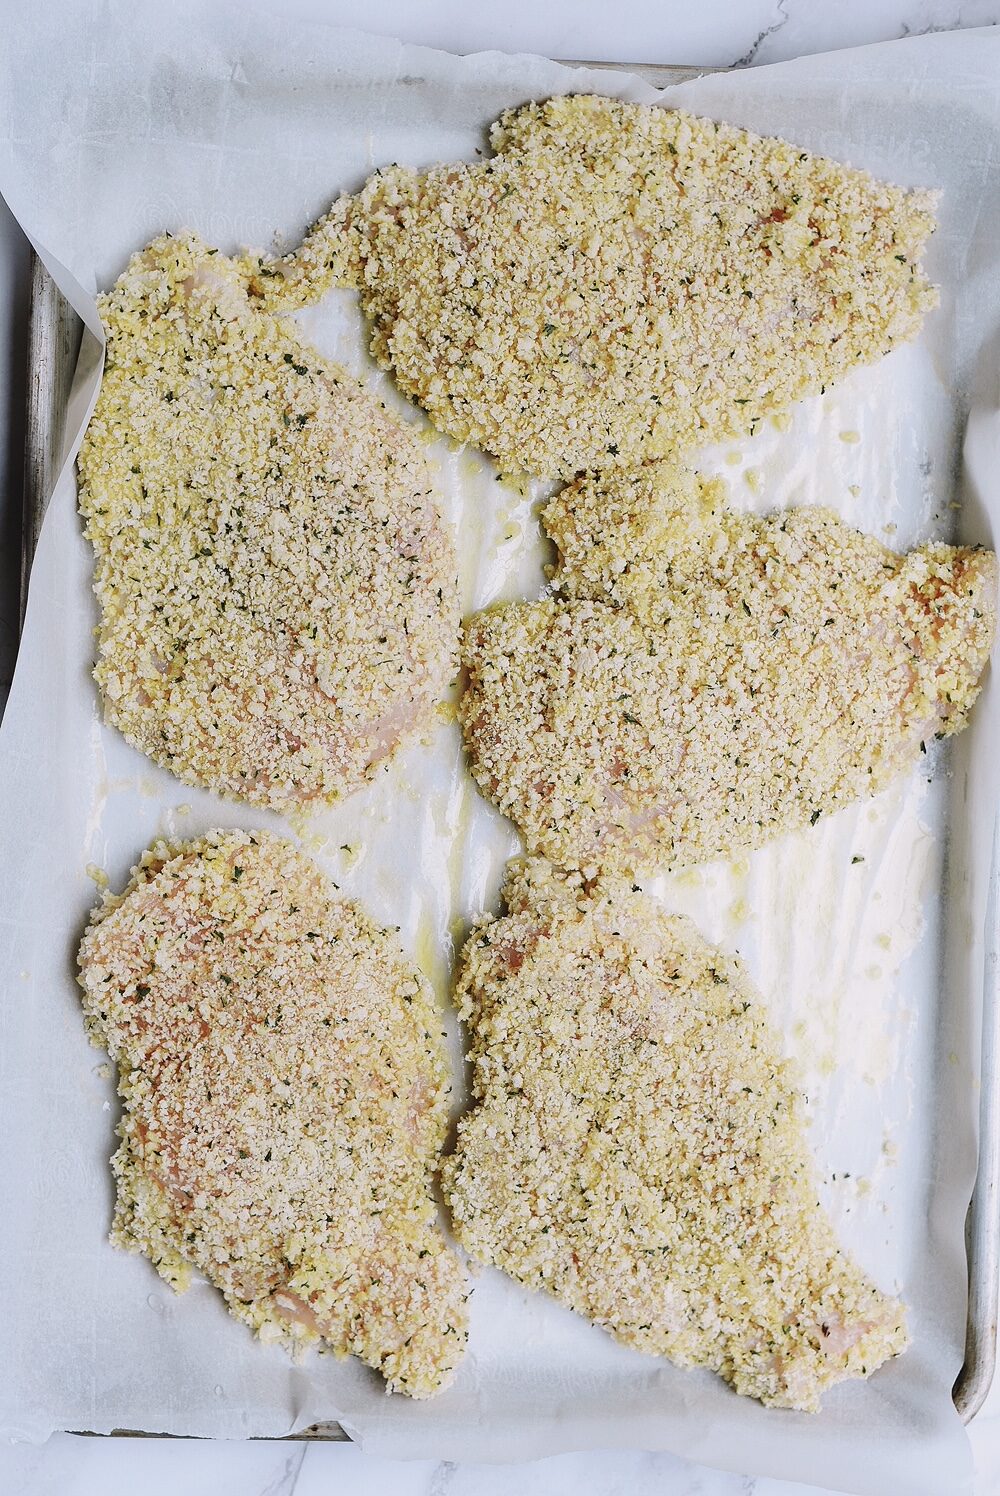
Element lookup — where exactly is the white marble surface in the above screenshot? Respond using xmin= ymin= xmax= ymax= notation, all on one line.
xmin=3 ymin=1 xmax=1000 ymax=1492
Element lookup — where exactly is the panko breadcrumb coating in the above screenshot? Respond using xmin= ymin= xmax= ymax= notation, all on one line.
xmin=77 ymin=830 xmax=468 ymax=1398
xmin=461 ymin=465 xmax=996 ymax=872
xmin=443 ymin=859 xmax=909 ymax=1411
xmin=247 ymin=94 xmax=937 ymax=479
xmin=78 ymin=233 xmax=459 ymax=810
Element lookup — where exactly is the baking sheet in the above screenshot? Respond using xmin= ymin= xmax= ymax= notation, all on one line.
xmin=1 ymin=6 xmax=999 ymax=1492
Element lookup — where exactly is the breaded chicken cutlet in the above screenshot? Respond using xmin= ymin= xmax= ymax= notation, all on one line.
xmin=77 ymin=831 xmax=468 ymax=1397
xmin=78 ymin=233 xmax=459 ymax=810
xmin=461 ymin=465 xmax=996 ymax=873
xmin=248 ymin=94 xmax=937 ymax=479
xmin=443 ymin=859 xmax=908 ymax=1411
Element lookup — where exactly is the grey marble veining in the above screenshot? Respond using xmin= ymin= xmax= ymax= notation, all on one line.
xmin=748 ymin=0 xmax=998 ymax=67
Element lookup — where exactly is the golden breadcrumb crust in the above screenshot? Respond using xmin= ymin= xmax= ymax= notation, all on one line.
xmin=78 ymin=830 xmax=468 ymax=1397
xmin=79 ymin=233 xmax=459 ymax=809
xmin=461 ymin=465 xmax=996 ymax=872
xmin=249 ymin=94 xmax=937 ymax=478
xmin=444 ymin=859 xmax=908 ymax=1410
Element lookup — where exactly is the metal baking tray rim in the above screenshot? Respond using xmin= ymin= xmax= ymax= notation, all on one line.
xmin=16 ymin=53 xmax=1000 ymax=1438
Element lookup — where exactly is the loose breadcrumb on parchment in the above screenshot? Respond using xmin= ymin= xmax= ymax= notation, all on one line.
xmin=443 ymin=858 xmax=909 ymax=1412
xmin=461 ymin=463 xmax=997 ymax=874
xmin=77 ymin=829 xmax=468 ymax=1398
xmin=246 ymin=94 xmax=938 ymax=479
xmin=78 ymin=233 xmax=459 ymax=810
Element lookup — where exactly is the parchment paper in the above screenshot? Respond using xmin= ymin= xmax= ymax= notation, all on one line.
xmin=2 ymin=7 xmax=999 ymax=1492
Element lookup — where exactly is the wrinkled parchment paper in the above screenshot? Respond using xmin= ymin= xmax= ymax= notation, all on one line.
xmin=2 ymin=7 xmax=1000 ymax=1492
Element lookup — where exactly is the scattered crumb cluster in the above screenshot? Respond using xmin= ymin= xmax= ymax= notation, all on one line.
xmin=77 ymin=830 xmax=469 ymax=1397
xmin=444 ymin=860 xmax=908 ymax=1410
xmin=462 ymin=463 xmax=997 ymax=873
xmin=79 ymin=232 xmax=459 ymax=810
xmin=252 ymin=93 xmax=937 ymax=479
